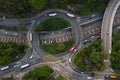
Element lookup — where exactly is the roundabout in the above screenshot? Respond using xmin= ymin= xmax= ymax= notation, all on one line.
xmin=1 ymin=3 xmax=120 ymax=79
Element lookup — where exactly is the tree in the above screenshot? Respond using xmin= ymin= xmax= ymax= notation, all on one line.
xmin=89 ymin=52 xmax=100 ymax=64
xmin=79 ymin=7 xmax=91 ymax=15
xmin=22 ymin=66 xmax=54 ymax=80
xmin=57 ymin=43 xmax=65 ymax=51
xmin=28 ymin=0 xmax=47 ymax=10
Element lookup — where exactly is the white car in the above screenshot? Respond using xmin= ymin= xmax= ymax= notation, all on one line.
xmin=51 ymin=32 xmax=54 ymax=35
xmin=91 ymin=14 xmax=95 ymax=17
xmin=90 ymin=36 xmax=95 ymax=39
xmin=87 ymin=76 xmax=92 ymax=80
xmin=117 ymin=26 xmax=120 ymax=29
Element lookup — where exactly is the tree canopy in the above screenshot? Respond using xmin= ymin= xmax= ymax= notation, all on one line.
xmin=74 ymin=40 xmax=106 ymax=71
xmin=28 ymin=0 xmax=47 ymax=10
xmin=22 ymin=66 xmax=54 ymax=80
xmin=0 ymin=42 xmax=28 ymax=66
xmin=111 ymin=30 xmax=120 ymax=75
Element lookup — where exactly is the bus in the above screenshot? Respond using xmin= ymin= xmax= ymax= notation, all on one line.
xmin=21 ymin=64 xmax=29 ymax=69
xmin=29 ymin=33 xmax=32 ymax=41
xmin=1 ymin=66 xmax=9 ymax=71
xmin=69 ymin=45 xmax=77 ymax=53
xmin=66 ymin=13 xmax=75 ymax=18
xmin=49 ymin=13 xmax=57 ymax=17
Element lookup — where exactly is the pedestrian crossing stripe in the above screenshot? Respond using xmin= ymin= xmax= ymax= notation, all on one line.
xmin=43 ymin=54 xmax=60 ymax=62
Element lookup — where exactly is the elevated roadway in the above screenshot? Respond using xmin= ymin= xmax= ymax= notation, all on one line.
xmin=1 ymin=6 xmax=120 ymax=79
xmin=101 ymin=0 xmax=120 ymax=54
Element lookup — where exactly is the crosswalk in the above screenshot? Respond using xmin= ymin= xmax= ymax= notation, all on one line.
xmin=43 ymin=54 xmax=60 ymax=62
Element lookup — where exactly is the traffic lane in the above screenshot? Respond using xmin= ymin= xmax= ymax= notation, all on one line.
xmin=31 ymin=12 xmax=79 ymax=57
xmin=31 ymin=32 xmax=47 ymax=57
xmin=55 ymin=63 xmax=96 ymax=80
xmin=0 ymin=19 xmax=20 ymax=26
xmin=0 ymin=57 xmax=43 ymax=77
xmin=0 ymin=49 xmax=34 ymax=75
xmin=101 ymin=0 xmax=120 ymax=53
xmin=39 ymin=28 xmax=71 ymax=36
xmin=56 ymin=12 xmax=80 ymax=45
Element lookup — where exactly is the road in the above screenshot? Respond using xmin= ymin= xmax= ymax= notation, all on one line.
xmin=101 ymin=0 xmax=120 ymax=74
xmin=101 ymin=0 xmax=120 ymax=54
xmin=0 ymin=6 xmax=120 ymax=79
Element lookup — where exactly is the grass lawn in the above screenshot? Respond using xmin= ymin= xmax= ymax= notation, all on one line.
xmin=56 ymin=75 xmax=67 ymax=80
xmin=34 ymin=17 xmax=71 ymax=31
xmin=41 ymin=40 xmax=74 ymax=54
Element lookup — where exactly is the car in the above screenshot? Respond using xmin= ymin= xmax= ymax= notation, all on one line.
xmin=87 ymin=76 xmax=91 ymax=80
xmin=59 ymin=31 xmax=62 ymax=34
xmin=29 ymin=55 xmax=33 ymax=59
xmin=43 ymin=41 xmax=47 ymax=44
xmin=90 ymin=36 xmax=95 ymax=39
xmin=117 ymin=26 xmax=120 ymax=29
xmin=91 ymin=14 xmax=95 ymax=17
xmin=106 ymin=32 xmax=109 ymax=35
xmin=14 ymin=64 xmax=19 ymax=68
xmin=109 ymin=75 xmax=117 ymax=79
xmin=50 ymin=40 xmax=53 ymax=43
xmin=44 ymin=13 xmax=47 ymax=16
xmin=97 ymin=35 xmax=101 ymax=39
xmin=3 ymin=16 xmax=6 ymax=20
xmin=51 ymin=32 xmax=54 ymax=35
xmin=37 ymin=21 xmax=41 ymax=25
xmin=83 ymin=39 xmax=91 ymax=44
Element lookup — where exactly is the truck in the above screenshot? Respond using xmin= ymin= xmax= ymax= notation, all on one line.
xmin=20 ymin=64 xmax=29 ymax=69
xmin=1 ymin=66 xmax=9 ymax=71
xmin=29 ymin=33 xmax=32 ymax=41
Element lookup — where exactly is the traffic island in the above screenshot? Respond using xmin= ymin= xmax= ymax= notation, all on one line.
xmin=34 ymin=17 xmax=71 ymax=32
xmin=74 ymin=39 xmax=107 ymax=72
xmin=21 ymin=65 xmax=54 ymax=80
xmin=40 ymin=40 xmax=74 ymax=55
